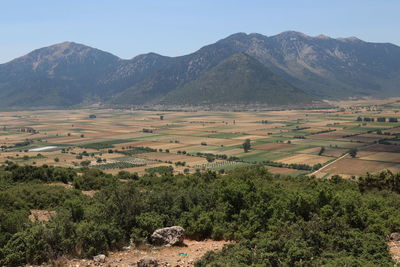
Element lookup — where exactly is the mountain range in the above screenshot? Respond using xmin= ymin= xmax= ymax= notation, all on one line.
xmin=0 ymin=31 xmax=399 ymax=108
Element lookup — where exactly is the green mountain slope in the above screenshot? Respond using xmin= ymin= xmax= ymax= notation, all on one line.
xmin=161 ymin=53 xmax=314 ymax=105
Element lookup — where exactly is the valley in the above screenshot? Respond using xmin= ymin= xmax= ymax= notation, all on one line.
xmin=1 ymin=98 xmax=400 ymax=178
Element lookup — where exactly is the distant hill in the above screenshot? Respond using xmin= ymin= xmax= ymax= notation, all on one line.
xmin=1 ymin=31 xmax=400 ymax=108
xmin=0 ymin=42 xmax=120 ymax=107
xmin=161 ymin=53 xmax=314 ymax=105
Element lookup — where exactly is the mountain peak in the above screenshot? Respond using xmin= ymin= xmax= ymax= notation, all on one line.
xmin=315 ymin=34 xmax=331 ymax=39
xmin=223 ymin=32 xmax=250 ymax=41
xmin=161 ymin=52 xmax=314 ymax=105
xmin=337 ymin=36 xmax=362 ymax=42
xmin=10 ymin=40 xmax=119 ymax=68
xmin=1 ymin=31 xmax=399 ymax=108
xmin=40 ymin=41 xmax=92 ymax=52
xmin=276 ymin=31 xmax=310 ymax=38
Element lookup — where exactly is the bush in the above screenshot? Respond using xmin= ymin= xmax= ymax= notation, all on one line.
xmin=1 ymin=165 xmax=400 ymax=266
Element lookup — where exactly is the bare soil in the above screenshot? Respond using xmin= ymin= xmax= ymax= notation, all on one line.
xmin=28 ymin=210 xmax=56 ymax=222
xmin=56 ymin=239 xmax=229 ymax=267
xmin=388 ymin=241 xmax=400 ymax=264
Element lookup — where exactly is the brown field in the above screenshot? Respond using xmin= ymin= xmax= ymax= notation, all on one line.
xmin=1 ymin=98 xmax=400 ymax=178
xmin=322 ymin=158 xmax=400 ymax=176
xmin=277 ymin=154 xmax=333 ymax=165
xmin=359 ymin=151 xmax=400 ymax=163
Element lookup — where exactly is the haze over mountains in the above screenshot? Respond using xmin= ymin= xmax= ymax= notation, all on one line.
xmin=0 ymin=31 xmax=399 ymax=108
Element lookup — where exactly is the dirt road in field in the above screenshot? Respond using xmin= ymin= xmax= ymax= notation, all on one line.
xmin=309 ymin=153 xmax=349 ymax=177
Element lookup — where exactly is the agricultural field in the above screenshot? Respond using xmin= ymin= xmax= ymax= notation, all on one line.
xmin=1 ymin=97 xmax=400 ymax=178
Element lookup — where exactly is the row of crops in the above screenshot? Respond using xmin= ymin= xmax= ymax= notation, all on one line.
xmin=113 ymin=156 xmax=156 ymax=165
xmin=79 ymin=139 xmax=134 ymax=149
xmin=94 ymin=161 xmax=145 ymax=170
xmin=191 ymin=160 xmax=241 ymax=170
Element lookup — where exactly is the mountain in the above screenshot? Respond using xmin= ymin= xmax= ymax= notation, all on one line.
xmin=161 ymin=53 xmax=314 ymax=105
xmin=0 ymin=42 xmax=120 ymax=107
xmin=244 ymin=31 xmax=400 ymax=97
xmin=0 ymin=42 xmax=171 ymax=107
xmin=1 ymin=31 xmax=400 ymax=108
xmin=110 ymin=35 xmax=252 ymax=105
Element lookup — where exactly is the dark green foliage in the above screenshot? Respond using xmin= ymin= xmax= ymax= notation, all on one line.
xmin=359 ymin=170 xmax=400 ymax=193
xmin=4 ymin=164 xmax=76 ymax=183
xmin=145 ymin=166 xmax=174 ymax=175
xmin=117 ymin=171 xmax=139 ymax=180
xmin=72 ymin=168 xmax=116 ymax=190
xmin=79 ymin=139 xmax=134 ymax=150
xmin=0 ymin=165 xmax=400 ymax=266
xmin=349 ymin=147 xmax=358 ymax=158
xmin=260 ymin=160 xmax=315 ymax=171
xmin=80 ymin=160 xmax=91 ymax=166
xmin=242 ymin=138 xmax=251 ymax=153
xmin=119 ymin=146 xmax=157 ymax=156
xmin=94 ymin=162 xmax=144 ymax=170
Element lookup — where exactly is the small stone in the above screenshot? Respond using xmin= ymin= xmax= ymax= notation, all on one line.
xmin=93 ymin=254 xmax=106 ymax=263
xmin=389 ymin=232 xmax=400 ymax=241
xmin=137 ymin=256 xmax=158 ymax=267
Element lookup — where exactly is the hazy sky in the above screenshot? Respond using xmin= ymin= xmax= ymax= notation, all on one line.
xmin=1 ymin=0 xmax=399 ymax=63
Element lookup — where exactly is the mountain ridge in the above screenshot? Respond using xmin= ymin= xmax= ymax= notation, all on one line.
xmin=0 ymin=31 xmax=399 ymax=108
xmin=160 ymin=52 xmax=314 ymax=105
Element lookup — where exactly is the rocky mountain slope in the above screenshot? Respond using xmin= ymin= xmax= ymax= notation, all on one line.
xmin=161 ymin=52 xmax=314 ymax=105
xmin=0 ymin=31 xmax=399 ymax=108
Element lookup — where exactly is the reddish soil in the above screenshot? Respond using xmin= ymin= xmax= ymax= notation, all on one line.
xmin=57 ymin=239 xmax=230 ymax=267
xmin=28 ymin=210 xmax=56 ymax=222
xmin=322 ymin=158 xmax=400 ymax=176
xmin=388 ymin=241 xmax=400 ymax=263
xmin=81 ymin=190 xmax=100 ymax=197
xmin=363 ymin=144 xmax=400 ymax=152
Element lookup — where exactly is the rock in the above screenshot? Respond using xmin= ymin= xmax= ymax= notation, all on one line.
xmin=389 ymin=232 xmax=400 ymax=241
xmin=93 ymin=254 xmax=106 ymax=263
xmin=150 ymin=226 xmax=185 ymax=246
xmin=137 ymin=256 xmax=159 ymax=267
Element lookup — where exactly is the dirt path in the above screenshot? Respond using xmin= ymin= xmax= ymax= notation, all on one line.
xmin=389 ymin=241 xmax=400 ymax=264
xmin=309 ymin=153 xmax=349 ymax=177
xmin=56 ymin=239 xmax=229 ymax=267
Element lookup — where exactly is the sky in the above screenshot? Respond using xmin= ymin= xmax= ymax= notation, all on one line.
xmin=0 ymin=0 xmax=399 ymax=63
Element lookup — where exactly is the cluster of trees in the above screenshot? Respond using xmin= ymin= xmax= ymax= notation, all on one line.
xmin=119 ymin=146 xmax=157 ymax=156
xmin=261 ymin=160 xmax=321 ymax=171
xmin=194 ymin=152 xmax=233 ymax=162
xmin=357 ymin=116 xmax=399 ymax=123
xmin=1 ymin=164 xmax=400 ymax=266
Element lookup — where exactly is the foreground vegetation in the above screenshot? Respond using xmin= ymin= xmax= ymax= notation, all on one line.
xmin=0 ymin=164 xmax=400 ymax=266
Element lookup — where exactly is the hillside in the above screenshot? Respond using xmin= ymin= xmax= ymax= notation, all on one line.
xmin=1 ymin=164 xmax=400 ymax=266
xmin=1 ymin=31 xmax=400 ymax=108
xmin=0 ymin=42 xmax=120 ymax=107
xmin=161 ymin=53 xmax=314 ymax=105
